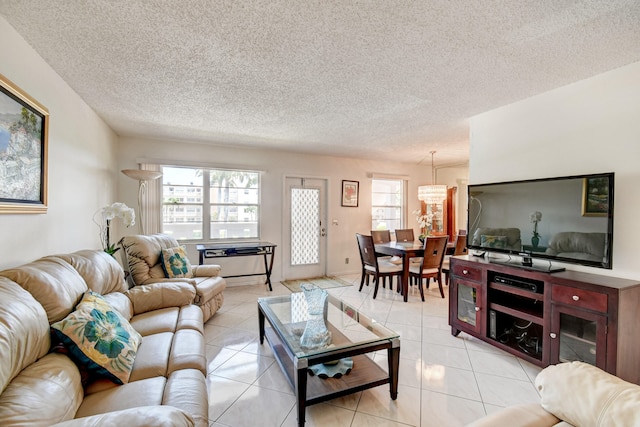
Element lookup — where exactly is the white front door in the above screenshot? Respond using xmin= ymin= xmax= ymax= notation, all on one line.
xmin=283 ymin=177 xmax=327 ymax=280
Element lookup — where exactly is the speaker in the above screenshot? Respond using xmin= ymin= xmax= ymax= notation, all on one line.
xmin=489 ymin=310 xmax=497 ymax=339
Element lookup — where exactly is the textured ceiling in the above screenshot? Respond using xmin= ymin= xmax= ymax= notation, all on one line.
xmin=1 ymin=1 xmax=639 ymax=166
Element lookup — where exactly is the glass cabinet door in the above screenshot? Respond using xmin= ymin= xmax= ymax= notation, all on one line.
xmin=452 ymin=280 xmax=482 ymax=335
xmin=425 ymin=202 xmax=444 ymax=234
xmin=550 ymin=304 xmax=607 ymax=369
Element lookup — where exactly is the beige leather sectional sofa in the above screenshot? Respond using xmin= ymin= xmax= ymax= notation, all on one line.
xmin=468 ymin=361 xmax=640 ymax=426
xmin=0 ymin=250 xmax=211 ymax=427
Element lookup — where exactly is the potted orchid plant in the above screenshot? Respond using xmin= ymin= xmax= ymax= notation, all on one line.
xmin=530 ymin=211 xmax=542 ymax=248
xmin=94 ymin=202 xmax=135 ymax=255
xmin=412 ymin=208 xmax=434 ymax=242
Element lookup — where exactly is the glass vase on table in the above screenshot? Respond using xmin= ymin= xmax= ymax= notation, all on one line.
xmin=299 ymin=283 xmax=332 ymax=350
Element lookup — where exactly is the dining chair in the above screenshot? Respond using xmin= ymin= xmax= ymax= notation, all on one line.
xmin=371 ymin=230 xmax=391 ymax=244
xmin=408 ymin=236 xmax=448 ymax=301
xmin=371 ymin=230 xmax=398 ymax=289
xmin=356 ymin=233 xmax=403 ymax=299
xmin=441 ymin=234 xmax=468 ymax=287
xmin=394 ymin=229 xmax=415 ymax=242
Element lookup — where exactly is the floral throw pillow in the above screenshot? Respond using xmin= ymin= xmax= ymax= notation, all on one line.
xmin=161 ymin=246 xmax=193 ymax=278
xmin=481 ymin=235 xmax=508 ymax=249
xmin=50 ymin=290 xmax=142 ymax=385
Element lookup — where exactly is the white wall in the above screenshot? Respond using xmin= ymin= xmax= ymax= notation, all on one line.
xmin=469 ymin=61 xmax=640 ymax=279
xmin=0 ymin=17 xmax=119 ymax=269
xmin=117 ymin=137 xmax=469 ymax=283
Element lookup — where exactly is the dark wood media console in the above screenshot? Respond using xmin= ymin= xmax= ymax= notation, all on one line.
xmin=449 ymin=255 xmax=640 ymax=384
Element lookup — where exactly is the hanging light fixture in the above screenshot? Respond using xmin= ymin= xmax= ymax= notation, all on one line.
xmin=418 ymin=151 xmax=447 ymax=203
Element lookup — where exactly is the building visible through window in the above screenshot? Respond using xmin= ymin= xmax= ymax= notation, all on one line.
xmin=162 ymin=166 xmax=260 ymax=240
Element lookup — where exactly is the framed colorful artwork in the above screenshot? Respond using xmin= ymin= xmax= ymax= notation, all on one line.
xmin=341 ymin=180 xmax=359 ymax=207
xmin=0 ymin=73 xmax=49 ymax=213
xmin=581 ymin=176 xmax=609 ymax=217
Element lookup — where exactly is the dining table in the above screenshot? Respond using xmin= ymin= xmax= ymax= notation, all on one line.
xmin=375 ymin=240 xmax=455 ymax=302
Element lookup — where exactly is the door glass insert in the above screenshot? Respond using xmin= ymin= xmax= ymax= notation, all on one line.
xmin=457 ymin=283 xmax=477 ymax=327
xmin=559 ymin=313 xmax=597 ymax=365
xmin=291 ymin=188 xmax=320 ymax=265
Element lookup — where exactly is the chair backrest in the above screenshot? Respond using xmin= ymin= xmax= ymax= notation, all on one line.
xmin=371 ymin=230 xmax=391 ymax=244
xmin=453 ymin=234 xmax=468 ymax=256
xmin=356 ymin=233 xmax=378 ymax=268
xmin=421 ymin=236 xmax=448 ymax=269
xmin=120 ymin=233 xmax=184 ymax=286
xmin=395 ymin=229 xmax=415 ymax=242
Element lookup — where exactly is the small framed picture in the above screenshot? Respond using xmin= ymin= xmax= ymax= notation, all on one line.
xmin=581 ymin=177 xmax=609 ymax=217
xmin=341 ymin=180 xmax=359 ymax=207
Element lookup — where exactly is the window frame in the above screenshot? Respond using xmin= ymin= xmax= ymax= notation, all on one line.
xmin=160 ymin=165 xmax=261 ymax=242
xmin=371 ymin=177 xmax=406 ymax=232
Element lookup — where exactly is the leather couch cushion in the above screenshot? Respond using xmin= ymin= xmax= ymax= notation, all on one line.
xmin=163 ymin=369 xmax=208 ymax=427
xmin=76 ymin=377 xmax=166 ymax=418
xmin=129 ymin=332 xmax=172 ymax=381
xmin=0 ymin=353 xmax=83 ymax=426
xmin=54 ymin=250 xmax=128 ymax=295
xmin=0 ymin=257 xmax=88 ymax=323
xmin=0 ymin=278 xmax=50 ymax=391
xmin=101 ymin=292 xmax=133 ymax=321
xmin=168 ymin=329 xmax=206 ymax=375
xmin=130 ymin=307 xmax=181 ymax=336
xmin=127 ymin=329 xmax=206 ymax=380
xmin=176 ymin=305 xmax=205 ymax=334
xmin=536 ymin=361 xmax=640 ymax=427
xmin=51 ymin=405 xmax=195 ymax=427
xmin=127 ymin=282 xmax=196 ymax=315
xmin=129 ymin=305 xmax=202 ymax=336
xmin=192 ymin=276 xmax=226 ymax=304
xmin=192 ymin=264 xmax=221 ymax=276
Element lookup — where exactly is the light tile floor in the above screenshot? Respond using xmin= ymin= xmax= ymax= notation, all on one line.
xmin=204 ymin=275 xmax=542 ymax=426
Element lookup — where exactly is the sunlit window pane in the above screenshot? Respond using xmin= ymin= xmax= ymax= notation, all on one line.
xmin=372 ymin=178 xmax=404 ymax=231
xmin=161 ymin=166 xmax=260 ymax=241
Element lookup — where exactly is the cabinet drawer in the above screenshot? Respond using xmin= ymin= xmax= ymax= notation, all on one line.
xmin=452 ymin=264 xmax=482 ymax=282
xmin=551 ymin=285 xmax=607 ymax=313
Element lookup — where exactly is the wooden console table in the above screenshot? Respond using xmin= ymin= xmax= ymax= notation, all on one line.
xmin=196 ymin=242 xmax=277 ymax=291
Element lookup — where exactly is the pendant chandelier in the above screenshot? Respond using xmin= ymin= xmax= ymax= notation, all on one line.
xmin=418 ymin=151 xmax=447 ymax=203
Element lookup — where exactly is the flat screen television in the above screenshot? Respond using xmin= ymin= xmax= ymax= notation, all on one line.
xmin=467 ymin=172 xmax=614 ymax=270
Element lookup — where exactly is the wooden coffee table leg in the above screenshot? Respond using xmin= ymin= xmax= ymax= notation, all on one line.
xmin=295 ymin=362 xmax=307 ymax=426
xmin=388 ymin=343 xmax=400 ymax=399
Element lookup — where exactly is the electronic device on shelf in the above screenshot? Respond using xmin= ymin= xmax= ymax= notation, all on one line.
xmin=494 ymin=275 xmax=539 ymax=293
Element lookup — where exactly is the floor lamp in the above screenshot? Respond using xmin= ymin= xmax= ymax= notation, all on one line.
xmin=121 ymin=169 xmax=163 ymax=235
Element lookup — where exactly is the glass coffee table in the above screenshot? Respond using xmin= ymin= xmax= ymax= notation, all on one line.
xmin=258 ymin=292 xmax=400 ymax=426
